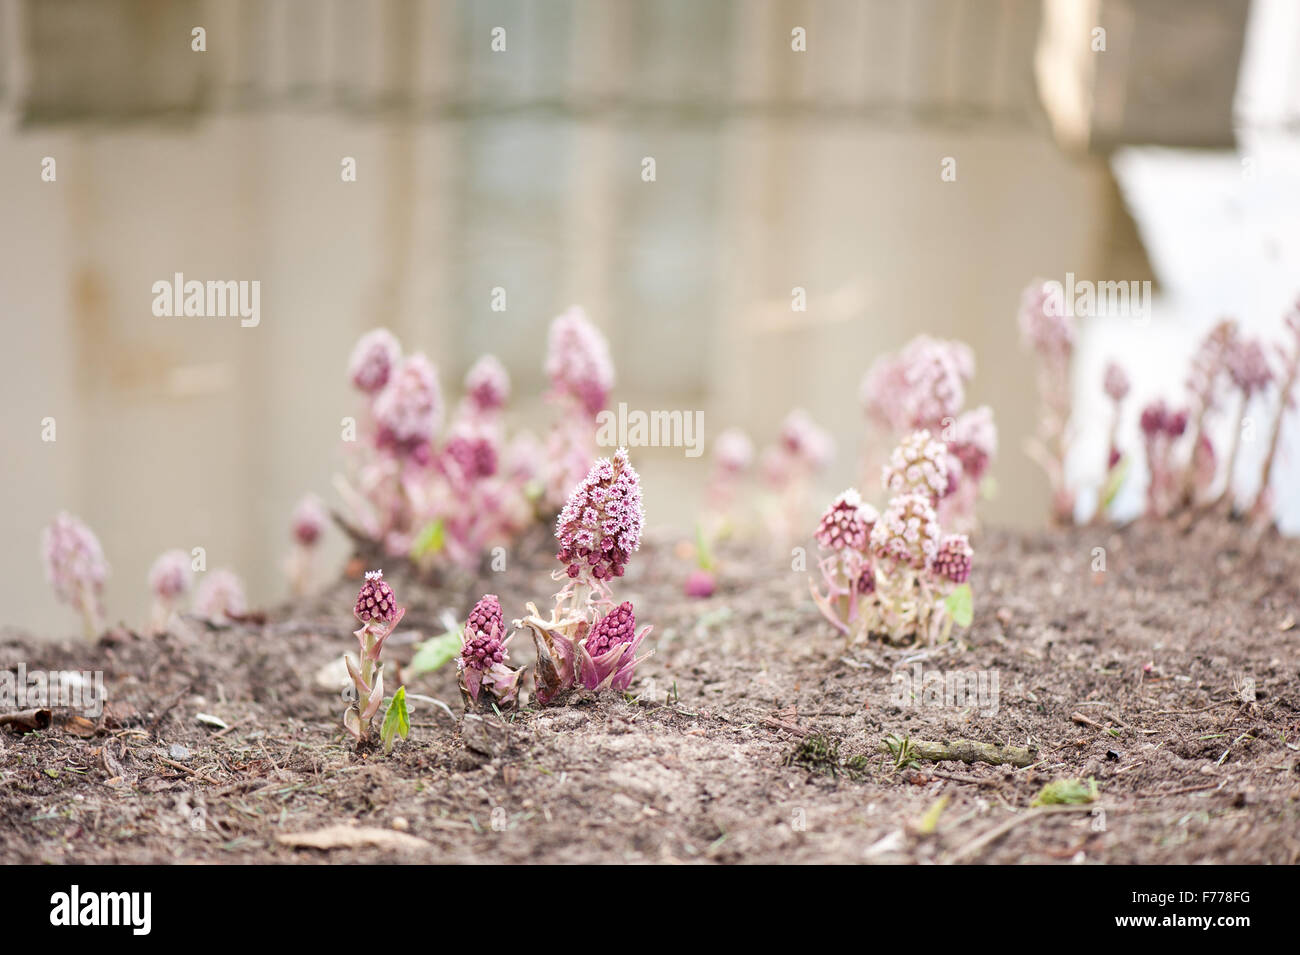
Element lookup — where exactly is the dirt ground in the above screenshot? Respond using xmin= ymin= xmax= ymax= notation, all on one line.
xmin=2 ymin=518 xmax=1298 ymax=864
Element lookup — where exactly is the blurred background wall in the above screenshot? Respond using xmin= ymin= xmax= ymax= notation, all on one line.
xmin=1 ymin=0 xmax=1295 ymax=634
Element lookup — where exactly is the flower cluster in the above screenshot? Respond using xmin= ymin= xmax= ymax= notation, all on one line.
xmin=554 ymin=448 xmax=644 ymax=583
xmin=1140 ymin=398 xmax=1188 ymax=517
xmin=515 ymin=449 xmax=653 ymax=705
xmin=288 ymin=493 xmax=327 ymax=597
xmin=195 ymin=569 xmax=247 ymax=623
xmin=343 ymin=570 xmax=404 ymax=745
xmin=811 ymin=431 xmax=974 ymax=646
xmin=457 ymin=594 xmax=523 ymax=707
xmin=148 ymin=549 xmax=193 ymax=633
xmin=861 ymin=336 xmax=993 ymax=531
xmin=337 ymin=328 xmax=540 ymax=570
xmin=42 ymin=513 xmax=109 ymax=638
xmin=544 ymin=307 xmax=616 ymax=509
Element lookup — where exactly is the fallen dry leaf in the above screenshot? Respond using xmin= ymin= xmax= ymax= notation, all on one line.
xmin=276 ymin=825 xmax=432 ymax=852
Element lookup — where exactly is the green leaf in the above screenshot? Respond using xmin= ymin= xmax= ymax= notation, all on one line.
xmin=1031 ymin=776 xmax=1099 ymax=807
xmin=381 ymin=686 xmax=410 ymax=755
xmin=408 ymin=630 xmax=461 ymax=676
xmin=410 ymin=519 xmax=445 ymax=560
xmin=694 ymin=521 xmax=715 ymax=571
xmin=944 ymin=583 xmax=974 ymax=628
xmin=1100 ymin=454 xmax=1130 ymax=511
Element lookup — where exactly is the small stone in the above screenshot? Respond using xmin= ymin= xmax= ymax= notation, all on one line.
xmin=168 ymin=743 xmax=191 ymax=761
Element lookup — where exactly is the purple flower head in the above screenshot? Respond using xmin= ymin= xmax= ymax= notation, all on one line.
xmin=42 ymin=513 xmax=109 ymax=610
xmin=546 ymin=306 xmax=614 ymax=417
xmin=1103 ymin=361 xmax=1130 ymax=402
xmin=460 ymin=594 xmax=507 ymax=672
xmin=195 ymin=569 xmax=246 ymax=621
xmin=373 ymin=353 xmax=442 ymax=460
xmin=860 ymin=353 xmax=909 ymax=431
xmin=1227 ymin=338 xmax=1273 ymax=397
xmin=713 ymin=427 xmax=755 ymax=474
xmin=1140 ymin=399 xmax=1187 ymax=440
xmin=348 ymin=328 xmax=401 ymax=395
xmin=930 ymin=534 xmax=973 ymax=584
xmin=441 ymin=426 xmax=499 ymax=484
xmin=815 ymin=488 xmax=877 ymax=553
xmin=869 ymin=493 xmax=941 ymax=570
xmin=948 ymin=405 xmax=997 ymax=481
xmin=354 ymin=569 xmax=398 ymax=623
xmin=779 ymin=409 xmax=834 ymax=469
xmin=149 ymin=550 xmax=192 ymax=600
xmin=1018 ymin=279 xmax=1073 ymax=362
xmin=883 ymin=430 xmax=950 ymax=501
xmin=458 ymin=594 xmax=522 ymax=706
xmin=897 ymin=336 xmax=972 ymax=430
xmin=464 ymin=354 xmax=510 ymax=414
xmin=555 ymin=447 xmax=644 ymax=581
xmin=579 ymin=601 xmax=651 ymax=692
xmin=291 ymin=493 xmax=327 ymax=547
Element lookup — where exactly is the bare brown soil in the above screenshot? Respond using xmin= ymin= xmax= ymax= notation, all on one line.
xmin=2 ymin=520 xmax=1298 ymax=864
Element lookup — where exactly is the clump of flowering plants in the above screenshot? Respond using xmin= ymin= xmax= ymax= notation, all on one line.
xmin=343 ymin=570 xmax=408 ymax=750
xmin=335 ymin=329 xmax=540 ymax=573
xmin=860 ymin=335 xmax=996 ymax=531
xmin=810 ymin=431 xmax=974 ymax=646
xmin=513 ymin=447 xmax=653 ymax=705
xmin=759 ymin=409 xmax=834 ymax=547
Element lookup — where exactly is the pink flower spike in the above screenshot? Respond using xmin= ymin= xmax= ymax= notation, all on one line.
xmin=1018 ymin=279 xmax=1072 ymax=362
xmin=354 ymin=569 xmax=398 ymax=623
xmin=949 ymin=405 xmax=997 ymax=482
xmin=42 ymin=512 xmax=109 ymax=637
xmin=1103 ymin=362 xmax=1130 ymax=402
xmin=579 ymin=602 xmax=652 ymax=692
xmin=869 ymin=493 xmax=941 ymax=570
xmin=149 ymin=550 xmax=192 ymax=600
xmin=882 ymin=430 xmax=949 ymax=501
xmin=348 ymin=328 xmax=401 ymax=395
xmin=458 ymin=594 xmax=523 ymax=707
xmin=546 ymin=306 xmax=614 ymax=417
xmin=815 ymin=488 xmax=876 ymax=552
xmin=930 ymin=534 xmax=973 ymax=584
xmin=464 ymin=354 xmax=511 ymax=414
xmin=373 ymin=353 xmax=443 ymax=459
xmin=195 ymin=569 xmax=247 ymax=622
xmin=713 ymin=428 xmax=754 ymax=474
xmin=291 ymin=493 xmax=328 ymax=547
xmin=555 ymin=447 xmax=644 ymax=582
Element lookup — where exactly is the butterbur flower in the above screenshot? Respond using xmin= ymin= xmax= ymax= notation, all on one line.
xmin=870 ymin=493 xmax=941 ymax=570
xmin=344 ymin=571 xmax=405 ymax=744
xmin=1018 ymin=280 xmax=1072 ymax=364
xmin=930 ymin=534 xmax=972 ymax=585
xmin=349 ymin=328 xmax=401 ymax=396
xmin=948 ymin=406 xmax=997 ymax=482
xmin=1103 ymin=362 xmax=1130 ymax=403
xmin=195 ymin=569 xmax=246 ymax=622
xmin=546 ymin=306 xmax=614 ymax=417
xmin=713 ymin=428 xmax=754 ymax=475
xmin=778 ymin=409 xmax=834 ymax=470
xmin=815 ymin=489 xmax=876 ymax=552
xmin=373 ymin=353 xmax=442 ymax=462
xmin=579 ymin=602 xmax=652 ymax=692
xmin=148 ymin=549 xmax=192 ymax=632
xmin=464 ymin=354 xmax=510 ymax=415
xmin=897 ymin=336 xmax=971 ymax=431
xmin=42 ymin=513 xmax=109 ymax=638
xmin=354 ymin=569 xmax=398 ymax=622
xmin=288 ymin=494 xmax=326 ymax=597
xmin=458 ymin=594 xmax=523 ymax=707
xmin=555 ymin=447 xmax=644 ymax=583
xmin=882 ymin=430 xmax=949 ymax=501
